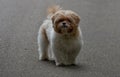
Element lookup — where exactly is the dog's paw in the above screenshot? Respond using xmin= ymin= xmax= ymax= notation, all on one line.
xmin=55 ymin=62 xmax=63 ymax=66
xmin=39 ymin=56 xmax=48 ymax=61
xmin=55 ymin=61 xmax=76 ymax=66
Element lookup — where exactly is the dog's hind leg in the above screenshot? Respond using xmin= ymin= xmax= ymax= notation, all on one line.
xmin=38 ymin=27 xmax=49 ymax=60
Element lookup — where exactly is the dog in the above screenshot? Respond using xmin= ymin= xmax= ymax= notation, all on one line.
xmin=38 ymin=6 xmax=83 ymax=66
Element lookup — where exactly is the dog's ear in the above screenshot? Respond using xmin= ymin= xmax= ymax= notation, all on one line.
xmin=51 ymin=15 xmax=55 ymax=24
xmin=51 ymin=13 xmax=59 ymax=24
xmin=71 ymin=13 xmax=80 ymax=25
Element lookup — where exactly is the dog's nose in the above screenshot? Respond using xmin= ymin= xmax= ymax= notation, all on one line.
xmin=62 ymin=22 xmax=66 ymax=25
xmin=62 ymin=24 xmax=67 ymax=28
xmin=62 ymin=22 xmax=68 ymax=28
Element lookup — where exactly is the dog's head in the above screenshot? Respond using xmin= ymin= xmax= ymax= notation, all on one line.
xmin=51 ymin=10 xmax=80 ymax=35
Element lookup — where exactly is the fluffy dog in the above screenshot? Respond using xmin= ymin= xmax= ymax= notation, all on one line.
xmin=38 ymin=6 xmax=83 ymax=66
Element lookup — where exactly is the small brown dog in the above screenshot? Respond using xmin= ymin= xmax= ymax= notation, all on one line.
xmin=38 ymin=6 xmax=83 ymax=66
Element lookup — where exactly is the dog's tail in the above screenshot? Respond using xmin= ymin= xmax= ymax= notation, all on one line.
xmin=47 ymin=5 xmax=62 ymax=17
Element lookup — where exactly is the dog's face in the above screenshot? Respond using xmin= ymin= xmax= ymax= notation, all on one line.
xmin=51 ymin=10 xmax=80 ymax=34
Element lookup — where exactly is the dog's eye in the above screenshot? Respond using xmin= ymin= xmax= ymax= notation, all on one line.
xmin=59 ymin=19 xmax=64 ymax=22
xmin=67 ymin=19 xmax=72 ymax=23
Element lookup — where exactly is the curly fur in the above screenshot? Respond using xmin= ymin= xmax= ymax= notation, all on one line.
xmin=38 ymin=6 xmax=83 ymax=66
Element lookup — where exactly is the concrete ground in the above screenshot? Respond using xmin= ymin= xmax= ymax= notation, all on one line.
xmin=0 ymin=0 xmax=120 ymax=77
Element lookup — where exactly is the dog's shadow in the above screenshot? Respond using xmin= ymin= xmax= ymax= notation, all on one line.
xmin=38 ymin=60 xmax=89 ymax=71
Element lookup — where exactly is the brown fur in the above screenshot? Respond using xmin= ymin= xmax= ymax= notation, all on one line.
xmin=41 ymin=26 xmax=49 ymax=43
xmin=38 ymin=5 xmax=83 ymax=66
xmin=51 ymin=10 xmax=80 ymax=36
xmin=47 ymin=5 xmax=62 ymax=15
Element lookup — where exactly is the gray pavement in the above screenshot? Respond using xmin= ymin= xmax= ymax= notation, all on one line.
xmin=0 ymin=0 xmax=120 ymax=77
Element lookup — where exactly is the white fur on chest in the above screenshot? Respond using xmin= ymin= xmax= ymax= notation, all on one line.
xmin=51 ymin=34 xmax=82 ymax=53
xmin=38 ymin=19 xmax=83 ymax=65
xmin=49 ymin=31 xmax=82 ymax=65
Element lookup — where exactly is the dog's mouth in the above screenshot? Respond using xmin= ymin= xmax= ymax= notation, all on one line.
xmin=53 ymin=20 xmax=73 ymax=34
xmin=54 ymin=25 xmax=73 ymax=34
xmin=62 ymin=27 xmax=73 ymax=33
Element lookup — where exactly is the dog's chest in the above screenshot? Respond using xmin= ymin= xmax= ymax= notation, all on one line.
xmin=52 ymin=36 xmax=81 ymax=52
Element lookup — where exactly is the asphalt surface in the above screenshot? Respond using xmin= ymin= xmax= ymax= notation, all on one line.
xmin=0 ymin=0 xmax=120 ymax=77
